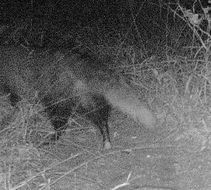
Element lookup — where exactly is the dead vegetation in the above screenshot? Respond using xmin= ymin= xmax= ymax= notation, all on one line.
xmin=0 ymin=1 xmax=211 ymax=190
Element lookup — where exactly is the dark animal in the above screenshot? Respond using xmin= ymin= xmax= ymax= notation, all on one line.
xmin=0 ymin=47 xmax=156 ymax=149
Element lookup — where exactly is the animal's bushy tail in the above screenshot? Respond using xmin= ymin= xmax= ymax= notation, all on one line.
xmin=104 ymin=80 xmax=156 ymax=129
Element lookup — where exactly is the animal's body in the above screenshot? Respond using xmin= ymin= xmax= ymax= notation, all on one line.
xmin=0 ymin=47 xmax=156 ymax=149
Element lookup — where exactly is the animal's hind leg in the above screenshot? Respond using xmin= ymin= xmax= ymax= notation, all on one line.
xmin=50 ymin=118 xmax=69 ymax=141
xmin=43 ymin=99 xmax=74 ymax=143
xmin=86 ymin=104 xmax=111 ymax=149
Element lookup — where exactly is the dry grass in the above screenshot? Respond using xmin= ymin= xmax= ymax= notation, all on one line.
xmin=0 ymin=1 xmax=211 ymax=190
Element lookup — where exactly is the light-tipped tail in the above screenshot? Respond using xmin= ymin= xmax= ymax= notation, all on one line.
xmin=105 ymin=81 xmax=156 ymax=129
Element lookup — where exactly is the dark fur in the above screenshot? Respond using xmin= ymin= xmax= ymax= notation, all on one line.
xmin=42 ymin=91 xmax=111 ymax=147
